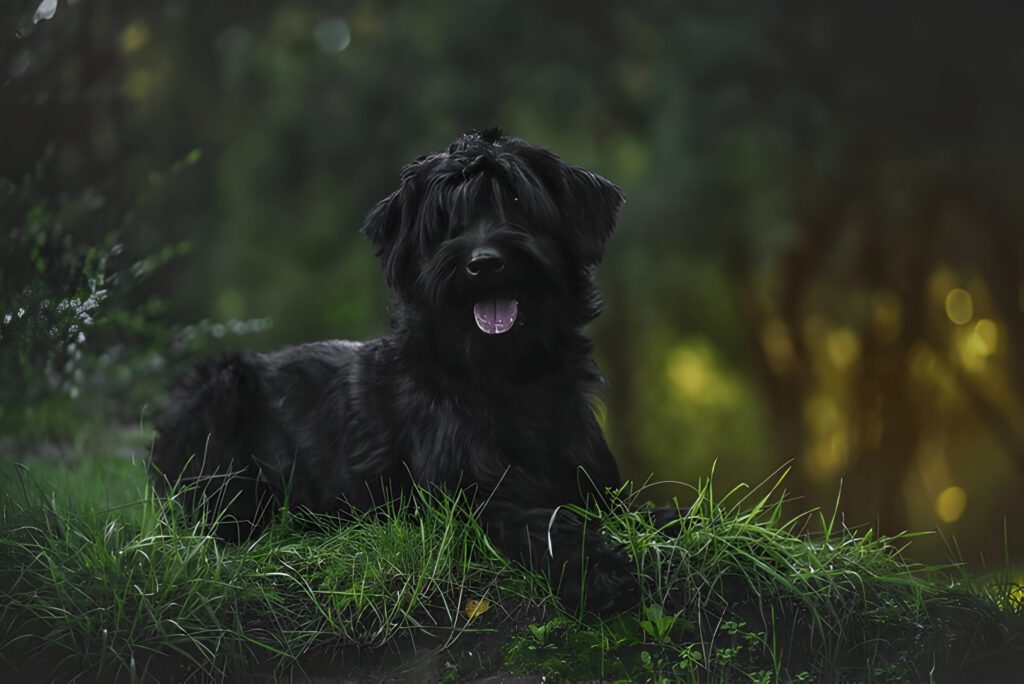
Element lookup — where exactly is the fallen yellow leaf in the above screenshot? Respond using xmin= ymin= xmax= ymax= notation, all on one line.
xmin=465 ymin=598 xmax=491 ymax=619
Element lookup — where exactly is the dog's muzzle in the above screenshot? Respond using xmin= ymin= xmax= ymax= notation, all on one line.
xmin=465 ymin=247 xmax=519 ymax=335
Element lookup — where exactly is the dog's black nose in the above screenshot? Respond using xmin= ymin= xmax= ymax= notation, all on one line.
xmin=465 ymin=247 xmax=505 ymax=277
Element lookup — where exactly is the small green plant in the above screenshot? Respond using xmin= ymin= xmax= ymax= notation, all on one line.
xmin=526 ymin=618 xmax=565 ymax=646
xmin=639 ymin=603 xmax=685 ymax=644
xmin=677 ymin=642 xmax=703 ymax=672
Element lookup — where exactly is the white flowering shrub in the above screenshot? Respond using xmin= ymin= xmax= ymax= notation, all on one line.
xmin=1 ymin=149 xmax=275 ymax=440
xmin=0 ymin=152 xmax=174 ymax=437
xmin=0 ymin=163 xmax=116 ymax=407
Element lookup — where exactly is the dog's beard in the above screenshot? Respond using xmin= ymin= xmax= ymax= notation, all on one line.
xmin=409 ymin=249 xmax=574 ymax=377
xmin=419 ymin=237 xmax=550 ymax=341
xmin=395 ymin=285 xmax=587 ymax=385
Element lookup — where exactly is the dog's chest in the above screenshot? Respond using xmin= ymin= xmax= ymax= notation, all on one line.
xmin=403 ymin=384 xmax=570 ymax=488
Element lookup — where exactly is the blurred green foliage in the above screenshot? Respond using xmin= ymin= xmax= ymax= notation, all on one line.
xmin=2 ymin=0 xmax=1024 ymax=563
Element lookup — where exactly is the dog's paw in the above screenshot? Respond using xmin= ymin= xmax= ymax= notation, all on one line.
xmin=557 ymin=542 xmax=640 ymax=616
xmin=585 ymin=551 xmax=641 ymax=615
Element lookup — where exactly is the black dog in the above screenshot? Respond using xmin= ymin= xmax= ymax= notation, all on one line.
xmin=151 ymin=129 xmax=637 ymax=613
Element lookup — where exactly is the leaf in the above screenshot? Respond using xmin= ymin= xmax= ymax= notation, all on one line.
xmin=464 ymin=598 xmax=490 ymax=619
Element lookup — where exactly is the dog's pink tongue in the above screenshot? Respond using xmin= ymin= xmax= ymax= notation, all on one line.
xmin=473 ymin=299 xmax=518 ymax=335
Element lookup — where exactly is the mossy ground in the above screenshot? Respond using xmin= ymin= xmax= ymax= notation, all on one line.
xmin=1 ymin=440 xmax=1022 ymax=682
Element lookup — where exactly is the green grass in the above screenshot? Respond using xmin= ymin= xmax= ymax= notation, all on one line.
xmin=0 ymin=454 xmax=532 ymax=680
xmin=1 ymin=452 xmax=1021 ymax=681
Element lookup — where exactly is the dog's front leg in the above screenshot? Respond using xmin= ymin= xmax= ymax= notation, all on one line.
xmin=480 ymin=500 xmax=639 ymax=615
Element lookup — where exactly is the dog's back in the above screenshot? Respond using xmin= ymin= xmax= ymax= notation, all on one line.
xmin=151 ymin=340 xmax=400 ymax=540
xmin=151 ymin=351 xmax=273 ymax=541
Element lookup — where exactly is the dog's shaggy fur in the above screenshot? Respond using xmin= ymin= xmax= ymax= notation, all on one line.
xmin=151 ymin=129 xmax=637 ymax=613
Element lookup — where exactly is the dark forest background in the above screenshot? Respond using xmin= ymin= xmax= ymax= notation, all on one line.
xmin=2 ymin=1 xmax=1023 ymax=566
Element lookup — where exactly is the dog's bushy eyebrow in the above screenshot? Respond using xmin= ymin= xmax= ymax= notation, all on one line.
xmin=408 ymin=154 xmax=561 ymax=240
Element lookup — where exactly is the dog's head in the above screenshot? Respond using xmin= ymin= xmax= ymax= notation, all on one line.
xmin=361 ymin=129 xmax=623 ymax=375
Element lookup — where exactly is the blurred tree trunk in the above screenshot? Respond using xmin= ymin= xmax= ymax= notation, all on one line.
xmin=731 ymin=189 xmax=853 ymax=503
xmin=597 ymin=273 xmax=643 ymax=480
xmin=848 ymin=203 xmax=931 ymax=533
xmin=952 ymin=195 xmax=1024 ymax=471
xmin=734 ymin=268 xmax=810 ymax=499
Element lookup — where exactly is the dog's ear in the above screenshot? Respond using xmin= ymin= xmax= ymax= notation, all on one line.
xmin=360 ymin=187 xmax=415 ymax=293
xmin=561 ymin=166 xmax=625 ymax=266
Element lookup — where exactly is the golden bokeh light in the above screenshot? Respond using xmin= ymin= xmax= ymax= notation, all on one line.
xmin=119 ymin=22 xmax=151 ymax=55
xmin=125 ymin=69 xmax=156 ymax=101
xmin=666 ymin=343 xmax=740 ymax=407
xmin=761 ymin=319 xmax=795 ymax=375
xmin=908 ymin=343 xmax=957 ymax=392
xmin=806 ymin=430 xmax=849 ymax=481
xmin=804 ymin=394 xmax=849 ymax=481
xmin=826 ymin=328 xmax=860 ymax=370
xmin=958 ymin=319 xmax=999 ymax=371
xmin=805 ymin=394 xmax=841 ymax=432
xmin=944 ymin=288 xmax=973 ymax=325
xmin=972 ymin=318 xmax=998 ymax=355
xmin=935 ymin=486 xmax=967 ymax=523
